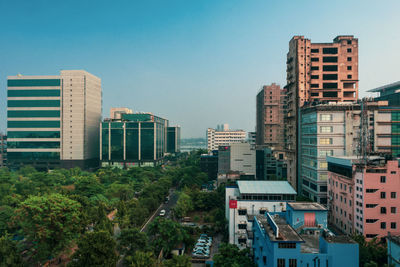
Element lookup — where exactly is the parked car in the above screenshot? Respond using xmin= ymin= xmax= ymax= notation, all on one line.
xmin=159 ymin=209 xmax=166 ymax=216
xmin=194 ymin=247 xmax=210 ymax=254
xmin=192 ymin=252 xmax=209 ymax=258
xmin=196 ymin=239 xmax=211 ymax=246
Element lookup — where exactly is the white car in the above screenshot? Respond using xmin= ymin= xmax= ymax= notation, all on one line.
xmin=159 ymin=209 xmax=166 ymax=216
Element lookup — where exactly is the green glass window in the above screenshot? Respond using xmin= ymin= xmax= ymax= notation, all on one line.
xmin=7 ymin=121 xmax=60 ymax=128
xmin=102 ymin=122 xmax=110 ymax=129
xmin=126 ymin=128 xmax=139 ymax=160
xmin=8 ymin=100 xmax=60 ymax=107
xmin=141 ymin=125 xmax=154 ymax=161
xmin=7 ymin=152 xmax=60 ymax=160
xmin=8 ymin=110 xmax=60 ymax=118
xmin=167 ymin=128 xmax=176 ymax=153
xmin=7 ymin=131 xmax=60 ymax=138
xmin=126 ymin=122 xmax=138 ymax=128
xmin=110 ymin=129 xmax=124 ymax=160
xmin=8 ymin=79 xmax=60 ymax=87
xmin=8 ymin=90 xmax=60 ymax=97
xmin=111 ymin=122 xmax=124 ymax=128
xmin=8 ymin=141 xmax=60 ymax=149
xmin=101 ymin=129 xmax=109 ymax=160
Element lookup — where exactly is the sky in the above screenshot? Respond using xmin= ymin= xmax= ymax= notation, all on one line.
xmin=1 ymin=0 xmax=400 ymax=138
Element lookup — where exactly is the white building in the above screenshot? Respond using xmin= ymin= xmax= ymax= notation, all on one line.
xmin=7 ymin=70 xmax=102 ymax=169
xmin=207 ymin=125 xmax=246 ymax=151
xmin=110 ymin=107 xmax=133 ymax=119
xmin=225 ymin=180 xmax=296 ymax=249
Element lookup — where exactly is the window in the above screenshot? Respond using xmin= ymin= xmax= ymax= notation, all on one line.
xmin=323 ymin=82 xmax=338 ymax=89
xmin=381 ymin=222 xmax=386 ymax=229
xmin=347 ymin=75 xmax=352 ymax=79
xmin=311 ymin=49 xmax=319 ymax=53
xmin=311 ymin=84 xmax=319 ymax=88
xmin=366 ymin=189 xmax=378 ymax=193
xmin=380 ymin=176 xmax=386 ymax=183
xmin=323 ymin=65 xmax=338 ymax=71
xmin=366 ymin=219 xmax=378 ymax=223
xmin=391 ymin=207 xmax=396 ymax=214
xmin=347 ymin=48 xmax=352 ymax=53
xmin=320 ymin=126 xmax=333 ymax=133
xmin=381 ymin=207 xmax=387 ymax=214
xmin=278 ymin=243 xmax=296 ymax=249
xmin=311 ymin=66 xmax=319 ymax=70
xmin=391 ymin=192 xmax=396 ymax=198
xmin=323 ymin=74 xmax=338 ymax=80
xmin=238 ymin=224 xmax=247 ymax=229
xmin=381 ymin=192 xmax=386 ymax=199
xmin=263 ymin=256 xmax=267 ymax=265
xmin=320 ymin=138 xmax=332 ymax=145
xmin=319 ymin=150 xmax=333 ymax=156
xmin=347 ymin=40 xmax=352 ymax=45
xmin=323 ymin=47 xmax=338 ymax=54
xmin=366 ymin=204 xmax=378 ymax=208
xmin=347 ymin=57 xmax=352 ymax=62
xmin=277 ymin=259 xmax=285 ymax=267
xmin=311 ymin=57 xmax=319 ymax=62
xmin=323 ymin=56 xmax=338 ymax=62
xmin=238 ymin=209 xmax=247 ymax=215
xmin=347 ymin=66 xmax=352 ymax=70
xmin=238 ymin=238 xmax=246 ymax=244
xmin=320 ymin=114 xmax=332 ymax=121
xmin=311 ymin=75 xmax=319 ymax=79
xmin=289 ymin=259 xmax=297 ymax=267
xmin=391 ymin=222 xmax=397 ymax=229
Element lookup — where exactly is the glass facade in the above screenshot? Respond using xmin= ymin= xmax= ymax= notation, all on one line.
xmin=7 ymin=131 xmax=60 ymax=138
xmin=8 ymin=100 xmax=60 ymax=107
xmin=7 ymin=152 xmax=60 ymax=160
xmin=8 ymin=90 xmax=60 ymax=97
xmin=141 ymin=123 xmax=154 ymax=161
xmin=101 ymin=123 xmax=109 ymax=160
xmin=126 ymin=125 xmax=139 ymax=160
xmin=8 ymin=141 xmax=60 ymax=149
xmin=8 ymin=121 xmax=60 ymax=128
xmin=392 ymin=111 xmax=400 ymax=157
xmin=8 ymin=110 xmax=60 ymax=118
xmin=111 ymin=128 xmax=124 ymax=160
xmin=7 ymin=79 xmax=61 ymax=87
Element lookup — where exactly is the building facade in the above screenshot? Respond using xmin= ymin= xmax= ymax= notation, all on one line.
xmin=387 ymin=234 xmax=400 ymax=267
xmin=200 ymin=150 xmax=218 ymax=180
xmin=218 ymin=142 xmax=256 ymax=177
xmin=256 ymin=84 xmax=286 ymax=150
xmin=0 ymin=133 xmax=6 ymax=167
xmin=327 ymin=156 xmax=400 ymax=239
xmin=100 ymin=112 xmax=171 ymax=168
xmin=256 ymin=147 xmax=287 ymax=180
xmin=226 ymin=180 xmax=297 ymax=249
xmin=285 ymin=35 xmax=359 ymax=190
xmin=248 ymin=131 xmax=256 ymax=149
xmin=166 ymin=126 xmax=181 ymax=154
xmin=207 ymin=126 xmax=246 ymax=151
xmin=110 ymin=107 xmax=133 ymax=119
xmin=299 ymin=101 xmax=399 ymax=204
xmin=252 ymin=202 xmax=359 ymax=267
xmin=7 ymin=70 xmax=102 ymax=170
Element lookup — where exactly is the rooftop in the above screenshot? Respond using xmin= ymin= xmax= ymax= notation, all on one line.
xmin=288 ymin=202 xmax=327 ymax=211
xmin=237 ymin=181 xmax=296 ymax=195
xmin=368 ymin=81 xmax=400 ymax=93
xmin=256 ymin=215 xmax=303 ymax=242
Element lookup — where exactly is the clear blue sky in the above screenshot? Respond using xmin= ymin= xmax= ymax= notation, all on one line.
xmin=1 ymin=0 xmax=399 ymax=137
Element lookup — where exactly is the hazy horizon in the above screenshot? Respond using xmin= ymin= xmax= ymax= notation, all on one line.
xmin=1 ymin=0 xmax=400 ymax=138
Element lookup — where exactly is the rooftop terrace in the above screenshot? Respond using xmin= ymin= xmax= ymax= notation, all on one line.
xmin=288 ymin=202 xmax=327 ymax=211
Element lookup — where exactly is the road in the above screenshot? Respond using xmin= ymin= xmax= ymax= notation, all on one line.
xmin=141 ymin=188 xmax=179 ymax=232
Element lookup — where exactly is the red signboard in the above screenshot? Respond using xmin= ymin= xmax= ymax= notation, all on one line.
xmin=229 ymin=200 xmax=237 ymax=209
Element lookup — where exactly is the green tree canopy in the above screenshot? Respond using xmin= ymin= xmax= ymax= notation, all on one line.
xmin=213 ymin=243 xmax=256 ymax=267
xmin=0 ymin=233 xmax=23 ymax=267
xmin=14 ymin=193 xmax=82 ymax=262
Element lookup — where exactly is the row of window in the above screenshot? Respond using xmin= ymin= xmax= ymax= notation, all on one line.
xmin=311 ymin=56 xmax=352 ymax=62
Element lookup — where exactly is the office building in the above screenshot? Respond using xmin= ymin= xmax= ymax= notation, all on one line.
xmin=369 ymin=81 xmax=400 ymax=106
xmin=248 ymin=131 xmax=256 ymax=149
xmin=166 ymin=126 xmax=181 ymax=154
xmin=299 ymin=100 xmax=400 ymax=204
xmin=285 ymin=35 xmax=359 ymax=190
xmin=327 ymin=156 xmax=400 ymax=239
xmin=7 ymin=70 xmax=102 ymax=170
xmin=256 ymin=147 xmax=287 ymax=180
xmin=110 ymin=107 xmax=133 ymax=119
xmin=253 ymin=202 xmax=359 ymax=267
xmin=256 ymin=84 xmax=286 ymax=150
xmin=218 ymin=142 xmax=255 ymax=176
xmin=207 ymin=125 xmax=246 ymax=151
xmin=100 ymin=111 xmax=180 ymax=168
xmin=226 ymin=180 xmax=296 ymax=248
xmin=200 ymin=150 xmax=218 ymax=180
xmin=0 ymin=133 xmax=6 ymax=167
xmin=387 ymin=234 xmax=400 ymax=267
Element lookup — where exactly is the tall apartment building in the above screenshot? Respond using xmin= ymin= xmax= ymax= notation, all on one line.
xmin=7 ymin=70 xmax=102 ymax=170
xmin=0 ymin=133 xmax=6 ymax=167
xmin=285 ymin=35 xmax=359 ymax=189
xmin=256 ymin=84 xmax=286 ymax=150
xmin=327 ymin=156 xmax=400 ymax=239
xmin=299 ymin=101 xmax=400 ymax=204
xmin=207 ymin=125 xmax=246 ymax=151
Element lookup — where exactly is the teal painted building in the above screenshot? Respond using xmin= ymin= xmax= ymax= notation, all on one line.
xmin=100 ymin=113 xmax=178 ymax=167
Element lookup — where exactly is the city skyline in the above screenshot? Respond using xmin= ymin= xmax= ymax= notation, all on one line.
xmin=1 ymin=1 xmax=400 ymax=137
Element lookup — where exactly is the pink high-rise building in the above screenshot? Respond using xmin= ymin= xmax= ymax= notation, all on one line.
xmin=327 ymin=156 xmax=400 ymax=239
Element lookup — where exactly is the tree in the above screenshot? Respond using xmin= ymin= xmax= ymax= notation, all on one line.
xmin=148 ymin=218 xmax=187 ymax=255
xmin=174 ymin=192 xmax=193 ymax=218
xmin=69 ymin=231 xmax=118 ymax=267
xmin=14 ymin=193 xmax=81 ymax=262
xmin=163 ymin=255 xmax=191 ymax=267
xmin=213 ymin=243 xmax=256 ymax=267
xmin=117 ymin=228 xmax=148 ymax=260
xmin=0 ymin=233 xmax=23 ymax=267
xmin=129 ymin=251 xmax=157 ymax=267
xmin=352 ymin=234 xmax=388 ymax=267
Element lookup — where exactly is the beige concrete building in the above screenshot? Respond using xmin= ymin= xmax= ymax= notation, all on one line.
xmin=285 ymin=35 xmax=359 ymax=189
xmin=256 ymin=83 xmax=286 ymax=150
xmin=110 ymin=107 xmax=133 ymax=119
xmin=207 ymin=125 xmax=246 ymax=151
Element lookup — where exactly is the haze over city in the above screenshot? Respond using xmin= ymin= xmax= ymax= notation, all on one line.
xmin=1 ymin=0 xmax=399 ymax=138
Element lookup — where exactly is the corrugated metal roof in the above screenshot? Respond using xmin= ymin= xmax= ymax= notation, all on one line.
xmin=237 ymin=180 xmax=296 ymax=195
